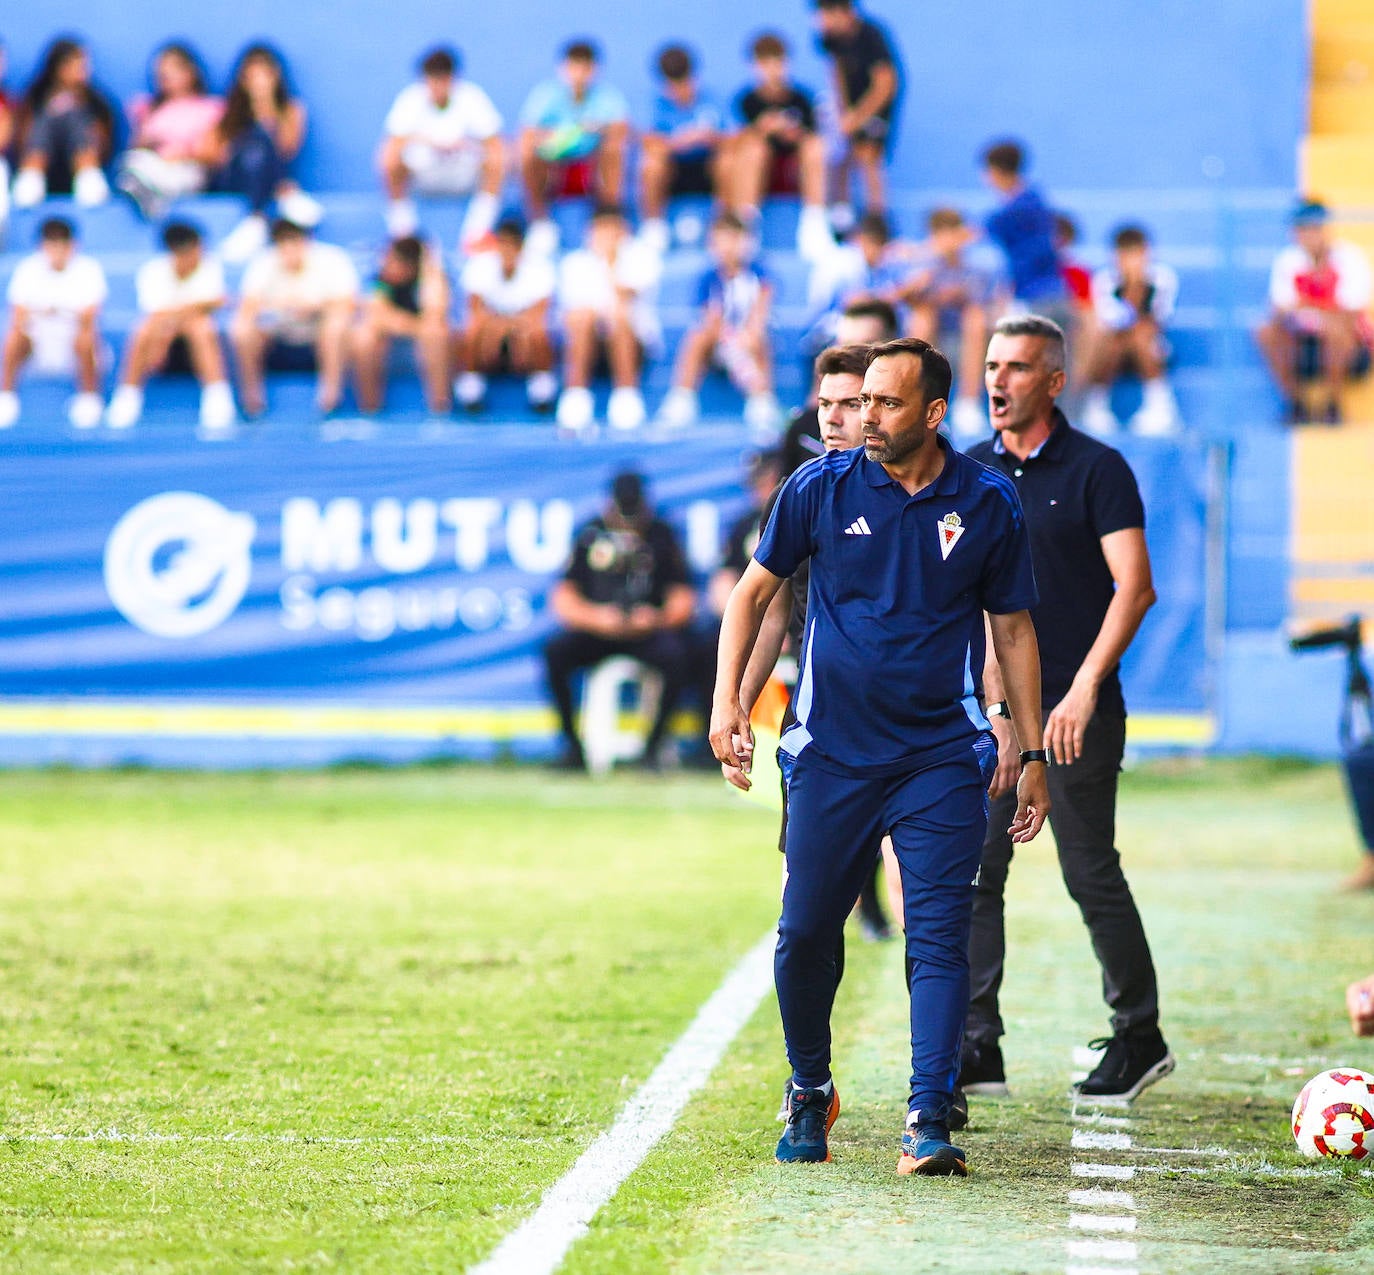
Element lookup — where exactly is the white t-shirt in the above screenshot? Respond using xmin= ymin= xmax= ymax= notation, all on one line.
xmin=241 ymin=242 xmax=359 ymax=340
xmin=1090 ymin=262 xmax=1179 ymax=332
xmin=7 ymin=252 xmax=108 ymax=323
xmin=1269 ymin=241 xmax=1373 ymax=312
xmin=461 ymin=250 xmax=556 ymax=317
xmin=136 ymin=254 xmax=227 ymax=314
xmin=558 ymin=241 xmax=662 ymax=344
xmin=383 ymin=80 xmax=502 ymax=148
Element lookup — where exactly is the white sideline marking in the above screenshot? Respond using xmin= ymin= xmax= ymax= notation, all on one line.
xmin=1067 ymin=1268 xmax=1139 ymax=1275
xmin=1073 ymin=1162 xmax=1136 ymax=1181
xmin=1069 ymin=1189 xmax=1136 ymax=1210
xmin=1069 ymin=1213 xmax=1137 ymax=1233
xmin=1136 ymin=1163 xmax=1374 ymax=1179
xmin=1072 ymin=1130 xmax=1132 ymax=1151
xmin=468 ymin=931 xmax=776 ymax=1275
xmin=1071 ymin=1112 xmax=1130 ymax=1128
xmin=1067 ymin=1239 xmax=1139 ymax=1262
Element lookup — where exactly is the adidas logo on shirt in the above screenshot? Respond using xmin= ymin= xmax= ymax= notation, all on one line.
xmin=844 ymin=516 xmax=873 ymax=537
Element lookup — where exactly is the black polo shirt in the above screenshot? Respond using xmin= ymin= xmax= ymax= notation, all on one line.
xmin=967 ymin=410 xmax=1145 ymax=715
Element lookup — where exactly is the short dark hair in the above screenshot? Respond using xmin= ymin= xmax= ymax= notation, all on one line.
xmin=590 ymin=202 xmax=628 ymax=224
xmin=711 ymin=210 xmax=747 ymax=235
xmin=563 ymin=39 xmax=599 ymax=64
xmin=1053 ymin=212 xmax=1079 ymax=246
xmin=419 ymin=46 xmax=458 ymax=78
xmin=750 ymin=31 xmax=788 ymax=60
xmin=39 ymin=216 xmax=75 ymax=243
xmin=656 ymin=44 xmax=694 ymax=81
xmin=982 ymin=140 xmax=1025 ymax=176
xmin=865 ymin=337 xmax=954 ymax=406
xmin=160 ymin=220 xmax=201 ymax=252
xmin=1113 ymin=223 xmax=1149 ymax=251
xmin=390 ymin=235 xmax=424 ymax=269
xmin=840 ymin=298 xmax=899 ymax=339
xmin=992 ymin=313 xmax=1067 ymax=374
xmin=814 ymin=0 xmax=854 ymax=9
xmin=494 ymin=216 xmax=526 ymax=242
xmin=815 ymin=344 xmax=872 ymax=380
xmin=927 ymin=207 xmax=965 ymax=233
xmin=269 ymin=217 xmax=310 ymax=243
xmin=856 ymin=210 xmax=892 ymax=243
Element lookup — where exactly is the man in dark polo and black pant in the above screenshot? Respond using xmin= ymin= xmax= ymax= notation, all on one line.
xmin=962 ymin=313 xmax=1174 ymax=1105
xmin=543 ymin=471 xmax=696 ymax=771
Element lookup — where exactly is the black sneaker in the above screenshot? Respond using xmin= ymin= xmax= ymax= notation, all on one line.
xmin=548 ymin=742 xmax=587 ymax=772
xmin=1072 ymin=1027 xmax=1176 ymax=1102
xmin=949 ymin=1086 xmax=969 ymax=1132
xmin=959 ymin=1039 xmax=1009 ymax=1097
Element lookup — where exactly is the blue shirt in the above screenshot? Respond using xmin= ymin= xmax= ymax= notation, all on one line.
xmin=984 ymin=185 xmax=1065 ymax=302
xmin=696 ymin=263 xmax=770 ymax=328
xmin=755 ymin=441 xmax=1038 ymax=776
xmin=519 ymin=79 xmax=629 ymax=159
xmin=651 ymin=91 xmax=722 ymax=160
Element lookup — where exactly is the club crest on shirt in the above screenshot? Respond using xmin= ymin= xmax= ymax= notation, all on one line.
xmin=938 ymin=512 xmax=965 ymax=561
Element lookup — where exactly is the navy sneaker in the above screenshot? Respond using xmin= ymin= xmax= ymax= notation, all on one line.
xmin=1072 ymin=1027 xmax=1175 ymax=1102
xmin=775 ymin=1082 xmax=840 ymax=1163
xmin=897 ymin=1117 xmax=967 ymax=1177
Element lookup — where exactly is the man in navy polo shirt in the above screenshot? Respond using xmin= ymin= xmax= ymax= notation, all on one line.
xmin=711 ymin=337 xmax=1050 ymax=1177
xmin=963 ymin=313 xmax=1173 ymax=1108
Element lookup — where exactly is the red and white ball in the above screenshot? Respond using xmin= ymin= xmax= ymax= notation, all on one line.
xmin=1291 ymin=1068 xmax=1374 ymax=1160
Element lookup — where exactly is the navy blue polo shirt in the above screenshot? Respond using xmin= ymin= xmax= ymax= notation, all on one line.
xmin=968 ymin=410 xmax=1145 ymax=715
xmin=754 ymin=439 xmax=1038 ymax=777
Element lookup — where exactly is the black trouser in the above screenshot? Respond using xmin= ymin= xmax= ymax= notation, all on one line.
xmin=543 ymin=628 xmax=691 ymax=756
xmin=966 ymin=708 xmax=1160 ymax=1043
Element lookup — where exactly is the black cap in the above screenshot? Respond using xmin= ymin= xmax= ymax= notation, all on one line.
xmin=610 ymin=470 xmax=647 ymax=518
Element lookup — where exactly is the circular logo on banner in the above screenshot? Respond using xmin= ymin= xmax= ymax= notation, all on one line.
xmin=104 ymin=492 xmax=256 ymax=638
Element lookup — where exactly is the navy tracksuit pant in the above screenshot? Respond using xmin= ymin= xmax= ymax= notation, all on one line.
xmin=776 ymin=735 xmax=994 ymax=1125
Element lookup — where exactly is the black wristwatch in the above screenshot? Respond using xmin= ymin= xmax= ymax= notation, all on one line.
xmin=986 ymin=700 xmax=1011 ymax=720
xmin=1019 ymin=749 xmax=1048 ymax=765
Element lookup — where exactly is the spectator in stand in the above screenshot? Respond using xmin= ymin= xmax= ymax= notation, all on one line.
xmin=454 ymin=217 xmax=559 ymax=413
xmin=1054 ymin=211 xmax=1097 ymax=394
xmin=656 ymin=211 xmax=780 ymax=433
xmin=897 ymin=206 xmax=1008 ymax=439
xmin=803 ymin=209 xmax=909 ymax=352
xmin=11 ymin=37 xmax=116 ymax=208
xmin=1257 ymin=199 xmax=1374 ymax=425
xmin=116 ymin=43 xmax=222 ymax=220
xmin=639 ymin=45 xmax=725 ymax=256
xmin=0 ymin=41 xmax=18 ymax=224
xmin=775 ymin=296 xmax=898 ymax=474
xmin=543 ymin=470 xmax=697 ymax=772
xmin=230 ymin=218 xmax=359 ymax=418
xmin=209 ymin=44 xmax=323 ymax=263
xmin=1079 ymin=225 xmax=1181 ymax=437
xmin=554 ymin=204 xmax=662 ymax=435
xmin=0 ymin=216 xmax=106 ymax=429
xmin=981 ymin=141 xmax=1071 ymax=328
xmin=378 ymin=46 xmax=503 ymax=250
xmin=732 ymin=32 xmax=833 ymax=262
xmin=519 ymin=40 xmax=630 ymax=249
xmin=351 ymin=235 xmax=452 ymax=417
xmin=104 ymin=221 xmax=236 ymax=433
xmin=811 ymin=0 xmax=902 ymax=220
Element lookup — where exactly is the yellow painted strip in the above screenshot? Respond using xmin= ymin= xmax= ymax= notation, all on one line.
xmin=0 ymin=700 xmax=1216 ymax=748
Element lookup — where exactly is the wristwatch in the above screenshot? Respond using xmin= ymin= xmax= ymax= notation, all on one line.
xmin=1019 ymin=749 xmax=1049 ymax=765
xmin=986 ymin=700 xmax=1011 ymax=720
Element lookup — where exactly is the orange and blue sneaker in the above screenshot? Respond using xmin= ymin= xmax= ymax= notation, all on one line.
xmin=896 ymin=1115 xmax=968 ymax=1177
xmin=775 ymin=1081 xmax=840 ymax=1163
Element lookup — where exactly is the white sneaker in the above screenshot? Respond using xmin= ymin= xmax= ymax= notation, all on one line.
xmin=555 ymin=385 xmax=595 ymax=434
xmin=797 ymin=204 xmax=836 ymax=264
xmin=1131 ymin=381 xmax=1181 ymax=437
xmin=199 ymin=381 xmax=237 ymax=432
xmin=68 ymin=391 xmax=103 ymax=430
xmin=639 ymin=217 xmax=670 ymax=257
xmin=655 ymin=386 xmax=699 ymax=430
xmin=1080 ymin=395 xmax=1119 ymax=438
xmin=104 ymin=384 xmax=143 ymax=430
xmin=828 ymin=202 xmax=857 ymax=236
xmin=672 ymin=210 xmax=705 ymax=248
xmin=607 ymin=386 xmax=646 ymax=433
xmin=454 ymin=371 xmax=487 ymax=409
xmin=744 ymin=391 xmax=783 ymax=438
xmin=277 ymin=188 xmax=324 ymax=227
xmin=0 ymin=390 xmax=19 ymax=429
xmin=526 ymin=370 xmax=558 ymax=409
xmin=525 ymin=218 xmax=559 ymax=260
xmin=73 ymin=167 xmax=110 ymax=208
xmin=12 ymin=168 xmax=45 ymax=209
xmin=949 ymin=397 xmax=988 ymax=442
xmin=220 ymin=215 xmax=268 ymax=264
xmin=385 ymin=198 xmax=419 ymax=238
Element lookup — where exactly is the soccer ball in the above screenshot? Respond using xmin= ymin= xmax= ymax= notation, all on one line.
xmin=1291 ymin=1068 xmax=1374 ymax=1160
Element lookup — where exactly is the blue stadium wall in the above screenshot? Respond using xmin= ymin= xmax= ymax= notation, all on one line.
xmin=6 ymin=0 xmax=1306 ymax=191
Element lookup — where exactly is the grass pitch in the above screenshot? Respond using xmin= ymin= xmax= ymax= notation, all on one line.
xmin=0 ymin=759 xmax=1371 ymax=1272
